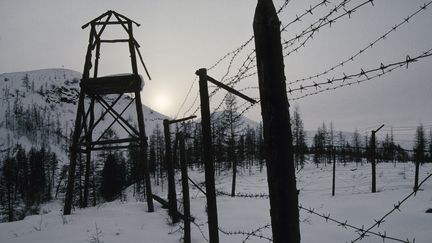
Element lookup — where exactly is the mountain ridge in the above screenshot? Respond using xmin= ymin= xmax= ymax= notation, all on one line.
xmin=0 ymin=68 xmax=169 ymax=163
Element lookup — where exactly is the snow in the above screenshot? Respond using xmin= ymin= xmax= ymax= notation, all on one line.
xmin=1 ymin=161 xmax=431 ymax=243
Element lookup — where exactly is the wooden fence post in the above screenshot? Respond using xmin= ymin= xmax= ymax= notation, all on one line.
xmin=163 ymin=119 xmax=179 ymax=223
xmin=196 ymin=68 xmax=219 ymax=243
xmin=253 ymin=0 xmax=300 ymax=242
xmin=414 ymin=158 xmax=420 ymax=191
xmin=371 ymin=124 xmax=384 ymax=193
xmin=179 ymin=132 xmax=191 ymax=243
xmin=332 ymin=146 xmax=336 ymax=196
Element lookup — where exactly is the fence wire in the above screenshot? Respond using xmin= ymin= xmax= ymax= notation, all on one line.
xmin=289 ymin=47 xmax=432 ymax=100
xmin=287 ymin=0 xmax=432 ymax=87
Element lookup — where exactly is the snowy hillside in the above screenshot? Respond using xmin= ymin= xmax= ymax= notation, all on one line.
xmin=0 ymin=161 xmax=430 ymax=243
xmin=0 ymin=68 xmax=168 ymax=162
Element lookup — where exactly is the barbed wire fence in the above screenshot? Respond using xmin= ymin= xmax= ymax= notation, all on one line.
xmin=169 ymin=0 xmax=432 ymax=242
xmin=211 ymin=170 xmax=432 ymax=243
xmin=286 ymin=0 xmax=432 ymax=87
xmin=175 ymin=0 xmax=298 ymax=120
xmin=288 ymin=47 xmax=432 ymax=100
xmin=178 ymin=0 xmax=383 ymax=123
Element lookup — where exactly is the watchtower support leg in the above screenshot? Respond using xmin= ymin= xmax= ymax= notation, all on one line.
xmin=135 ymin=91 xmax=154 ymax=212
xmin=64 ymin=91 xmax=86 ymax=215
xmin=83 ymin=98 xmax=95 ymax=208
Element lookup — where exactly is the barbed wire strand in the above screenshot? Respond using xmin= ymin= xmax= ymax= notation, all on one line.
xmin=289 ymin=48 xmax=432 ymax=100
xmin=218 ymin=224 xmax=272 ymax=242
xmin=175 ymin=76 xmax=197 ymax=119
xmin=281 ymin=0 xmax=353 ymax=51
xmin=175 ymin=0 xmax=293 ymax=118
xmin=283 ymin=0 xmax=376 ymax=57
xmin=280 ymin=0 xmax=333 ymax=33
xmin=350 ymin=170 xmax=432 ymax=243
xmin=287 ymin=1 xmax=432 ymax=87
xmin=205 ymin=0 xmax=373 ymax=116
xmin=299 ymin=205 xmax=413 ymax=243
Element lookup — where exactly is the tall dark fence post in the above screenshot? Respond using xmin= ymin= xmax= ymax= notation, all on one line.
xmin=196 ymin=68 xmax=219 ymax=243
xmin=163 ymin=119 xmax=179 ymax=223
xmin=179 ymin=132 xmax=191 ymax=243
xmin=135 ymin=92 xmax=155 ymax=212
xmin=371 ymin=131 xmax=377 ymax=193
xmin=414 ymin=159 xmax=420 ymax=191
xmin=332 ymin=146 xmax=336 ymax=196
xmin=371 ymin=124 xmax=384 ymax=193
xmin=253 ymin=0 xmax=300 ymax=242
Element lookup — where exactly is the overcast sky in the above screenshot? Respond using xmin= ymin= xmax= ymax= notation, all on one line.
xmin=1 ymin=0 xmax=431 ymax=143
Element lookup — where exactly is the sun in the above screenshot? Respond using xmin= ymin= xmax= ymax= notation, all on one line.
xmin=153 ymin=93 xmax=171 ymax=114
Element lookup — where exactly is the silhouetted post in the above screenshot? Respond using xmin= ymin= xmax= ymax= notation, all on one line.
xmin=253 ymin=0 xmax=300 ymax=242
xmin=332 ymin=146 xmax=336 ymax=196
xmin=371 ymin=132 xmax=376 ymax=193
xmin=231 ymin=155 xmax=237 ymax=197
xmin=371 ymin=124 xmax=384 ymax=193
xmin=196 ymin=68 xmax=219 ymax=243
xmin=414 ymin=158 xmax=420 ymax=191
xmin=163 ymin=119 xmax=179 ymax=223
xmin=64 ymin=92 xmax=85 ymax=215
xmin=179 ymin=132 xmax=191 ymax=243
xmin=135 ymin=93 xmax=154 ymax=212
xmin=64 ymin=23 xmax=96 ymax=214
xmin=129 ymin=19 xmax=154 ymax=211
xmin=83 ymin=99 xmax=95 ymax=207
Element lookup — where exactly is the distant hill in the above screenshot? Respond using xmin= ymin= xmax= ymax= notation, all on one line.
xmin=0 ymin=68 xmax=168 ymax=163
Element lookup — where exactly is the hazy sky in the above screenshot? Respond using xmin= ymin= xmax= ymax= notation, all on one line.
xmin=1 ymin=0 xmax=431 ymax=143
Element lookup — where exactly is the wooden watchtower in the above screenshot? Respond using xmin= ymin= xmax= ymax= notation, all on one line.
xmin=64 ymin=11 xmax=154 ymax=215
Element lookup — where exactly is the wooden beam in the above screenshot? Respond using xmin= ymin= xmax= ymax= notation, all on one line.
xmin=94 ymin=21 xmax=129 ymax=26
xmin=78 ymin=93 xmax=126 ymax=145
xmin=99 ymin=39 xmax=129 ymax=43
xmin=93 ymin=97 xmax=136 ymax=144
xmin=135 ymin=45 xmax=152 ymax=80
xmin=168 ymin=115 xmax=197 ymax=124
xmin=206 ymin=75 xmax=256 ymax=104
xmin=87 ymin=145 xmax=140 ymax=151
xmin=114 ymin=11 xmax=141 ymax=27
xmin=96 ymin=14 xmax=113 ymax=39
xmin=82 ymin=11 xmax=112 ymax=29
xmin=134 ymin=90 xmax=155 ymax=212
xmin=95 ymin=95 xmax=141 ymax=137
xmin=151 ymin=194 xmax=195 ymax=222
xmin=79 ymin=137 xmax=139 ymax=147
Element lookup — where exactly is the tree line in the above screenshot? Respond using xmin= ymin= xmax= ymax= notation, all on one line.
xmin=308 ymin=121 xmax=432 ymax=167
xmin=1 ymin=95 xmax=431 ymax=222
xmin=0 ymin=145 xmax=59 ymax=222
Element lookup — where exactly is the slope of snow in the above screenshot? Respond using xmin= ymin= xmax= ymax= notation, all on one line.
xmin=1 ymin=161 xmax=431 ymax=243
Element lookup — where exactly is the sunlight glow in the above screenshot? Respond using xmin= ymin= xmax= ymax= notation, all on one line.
xmin=153 ymin=93 xmax=171 ymax=115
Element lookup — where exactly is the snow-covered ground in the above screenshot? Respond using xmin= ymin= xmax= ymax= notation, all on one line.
xmin=1 ymin=161 xmax=431 ymax=243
